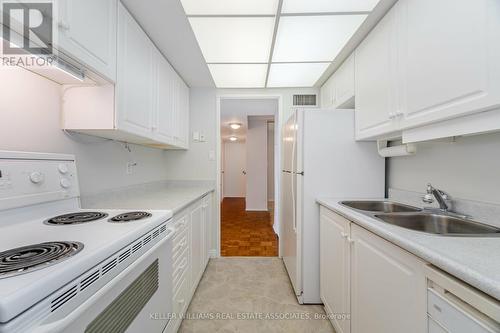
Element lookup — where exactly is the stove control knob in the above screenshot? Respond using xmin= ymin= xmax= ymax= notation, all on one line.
xmin=30 ymin=172 xmax=44 ymax=184
xmin=58 ymin=164 xmax=69 ymax=174
xmin=60 ymin=178 xmax=71 ymax=189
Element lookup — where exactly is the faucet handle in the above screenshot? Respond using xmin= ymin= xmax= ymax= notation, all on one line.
xmin=422 ymin=193 xmax=434 ymax=204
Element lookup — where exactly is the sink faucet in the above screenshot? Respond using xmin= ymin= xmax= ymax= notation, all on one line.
xmin=422 ymin=183 xmax=451 ymax=211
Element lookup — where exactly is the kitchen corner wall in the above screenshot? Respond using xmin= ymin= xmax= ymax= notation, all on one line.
xmin=0 ymin=67 xmax=170 ymax=195
xmin=387 ymin=132 xmax=500 ymax=205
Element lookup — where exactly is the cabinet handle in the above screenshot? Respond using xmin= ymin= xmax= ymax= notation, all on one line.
xmin=340 ymin=232 xmax=349 ymax=239
xmin=396 ymin=111 xmax=404 ymax=118
xmin=58 ymin=22 xmax=70 ymax=31
xmin=389 ymin=112 xmax=396 ymax=120
xmin=347 ymin=237 xmax=355 ymax=244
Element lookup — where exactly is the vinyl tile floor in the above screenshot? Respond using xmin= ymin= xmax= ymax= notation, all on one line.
xmin=220 ymin=198 xmax=278 ymax=257
xmin=178 ymin=258 xmax=335 ymax=333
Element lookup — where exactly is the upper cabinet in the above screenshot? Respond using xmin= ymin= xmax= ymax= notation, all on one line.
xmin=320 ymin=54 xmax=355 ymax=109
xmin=397 ymin=0 xmax=500 ymax=130
xmin=56 ymin=0 xmax=117 ymax=82
xmin=61 ymin=3 xmax=190 ymax=150
xmin=116 ymin=3 xmax=154 ymax=138
xmin=355 ymin=8 xmax=399 ymax=140
xmin=353 ymin=0 xmax=500 ymax=141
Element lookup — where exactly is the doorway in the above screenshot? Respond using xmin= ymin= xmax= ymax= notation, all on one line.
xmin=218 ymin=98 xmax=280 ymax=257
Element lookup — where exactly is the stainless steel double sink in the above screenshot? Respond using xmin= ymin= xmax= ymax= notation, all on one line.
xmin=339 ymin=201 xmax=500 ymax=237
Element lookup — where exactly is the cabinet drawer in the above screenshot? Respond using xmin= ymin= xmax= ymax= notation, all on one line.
xmin=172 ymin=228 xmax=188 ymax=262
xmin=428 ymin=316 xmax=447 ymax=333
xmin=173 ymin=270 xmax=190 ymax=316
xmin=427 ymin=288 xmax=500 ymax=333
xmin=173 ymin=248 xmax=189 ymax=292
xmin=174 ymin=215 xmax=189 ymax=233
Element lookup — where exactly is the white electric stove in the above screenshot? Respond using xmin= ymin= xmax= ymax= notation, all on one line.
xmin=0 ymin=151 xmax=175 ymax=333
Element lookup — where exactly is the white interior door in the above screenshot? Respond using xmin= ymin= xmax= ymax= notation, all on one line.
xmin=223 ymin=142 xmax=246 ymax=198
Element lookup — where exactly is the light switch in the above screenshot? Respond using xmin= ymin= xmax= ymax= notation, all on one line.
xmin=208 ymin=150 xmax=215 ymax=161
xmin=193 ymin=132 xmax=200 ymax=141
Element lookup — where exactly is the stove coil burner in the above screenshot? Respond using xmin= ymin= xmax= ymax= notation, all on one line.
xmin=45 ymin=212 xmax=108 ymax=225
xmin=0 ymin=241 xmax=83 ymax=278
xmin=109 ymin=211 xmax=152 ymax=223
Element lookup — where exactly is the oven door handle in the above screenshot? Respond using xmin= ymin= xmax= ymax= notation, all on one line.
xmin=30 ymin=226 xmax=176 ymax=333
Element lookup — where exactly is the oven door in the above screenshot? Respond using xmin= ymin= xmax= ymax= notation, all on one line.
xmin=32 ymin=228 xmax=175 ymax=333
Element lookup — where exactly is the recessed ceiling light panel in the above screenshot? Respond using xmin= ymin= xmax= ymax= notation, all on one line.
xmin=272 ymin=15 xmax=367 ymax=62
xmin=230 ymin=123 xmax=242 ymax=130
xmin=208 ymin=64 xmax=267 ymax=88
xmin=188 ymin=17 xmax=275 ymax=63
xmin=181 ymin=0 xmax=279 ymax=15
xmin=229 ymin=136 xmax=238 ymax=141
xmin=267 ymin=63 xmax=330 ymax=87
xmin=281 ymin=0 xmax=380 ymax=13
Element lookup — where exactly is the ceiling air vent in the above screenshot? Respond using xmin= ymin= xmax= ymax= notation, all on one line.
xmin=293 ymin=94 xmax=317 ymax=107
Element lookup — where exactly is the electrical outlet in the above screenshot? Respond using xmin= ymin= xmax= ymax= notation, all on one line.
xmin=199 ymin=134 xmax=206 ymax=142
xmin=126 ymin=162 xmax=137 ymax=174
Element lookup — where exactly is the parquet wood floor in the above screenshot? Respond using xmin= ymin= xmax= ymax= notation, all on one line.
xmin=221 ymin=197 xmax=279 ymax=257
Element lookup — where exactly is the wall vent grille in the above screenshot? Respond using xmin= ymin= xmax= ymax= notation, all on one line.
xmin=293 ymin=94 xmax=317 ymax=106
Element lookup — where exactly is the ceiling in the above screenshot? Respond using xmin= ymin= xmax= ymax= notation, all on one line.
xmin=181 ymin=0 xmax=381 ymax=88
xmin=221 ymin=99 xmax=277 ymax=142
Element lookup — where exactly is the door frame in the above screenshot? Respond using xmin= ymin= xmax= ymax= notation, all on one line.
xmin=216 ymin=94 xmax=283 ymax=257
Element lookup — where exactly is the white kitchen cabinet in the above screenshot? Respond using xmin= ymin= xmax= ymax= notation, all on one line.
xmin=321 ymin=75 xmax=336 ymax=108
xmin=350 ymin=223 xmax=427 ymax=333
xmin=153 ymin=49 xmax=175 ymax=144
xmin=398 ymin=0 xmax=500 ymax=130
xmin=320 ymin=207 xmax=351 ymax=333
xmin=165 ymin=193 xmax=214 ymax=333
xmin=61 ymin=3 xmax=190 ymax=150
xmin=57 ymin=0 xmax=117 ymax=82
xmin=333 ymin=54 xmax=355 ymax=109
xmin=116 ymin=2 xmax=154 ymax=138
xmin=354 ymin=6 xmax=400 ymax=140
xmin=202 ymin=194 xmax=212 ymax=265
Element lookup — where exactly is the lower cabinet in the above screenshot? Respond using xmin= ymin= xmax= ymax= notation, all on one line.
xmin=320 ymin=207 xmax=351 ymax=333
xmin=320 ymin=207 xmax=427 ymax=333
xmin=350 ymin=224 xmax=426 ymax=333
xmin=165 ymin=192 xmax=213 ymax=333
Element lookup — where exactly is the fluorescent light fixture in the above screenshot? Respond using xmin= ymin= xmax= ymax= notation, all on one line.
xmin=188 ymin=17 xmax=275 ymax=63
xmin=281 ymin=0 xmax=380 ymax=13
xmin=267 ymin=63 xmax=330 ymax=87
xmin=208 ymin=64 xmax=267 ymax=88
xmin=180 ymin=0 xmax=279 ymax=15
xmin=272 ymin=15 xmax=367 ymax=62
xmin=230 ymin=123 xmax=242 ymax=130
xmin=229 ymin=136 xmax=238 ymax=141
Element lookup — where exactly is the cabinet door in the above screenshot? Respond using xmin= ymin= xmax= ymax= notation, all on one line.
xmin=334 ymin=53 xmax=355 ymax=109
xmin=58 ymin=0 xmax=117 ymax=81
xmin=398 ymin=0 xmax=500 ymax=129
xmin=355 ymin=6 xmax=399 ymax=140
xmin=116 ymin=3 xmax=154 ymax=138
xmin=320 ymin=208 xmax=350 ymax=333
xmin=321 ymin=76 xmax=335 ymax=108
xmin=153 ymin=49 xmax=175 ymax=144
xmin=174 ymin=80 xmax=190 ymax=149
xmin=202 ymin=194 xmax=211 ymax=266
xmin=350 ymin=224 xmax=426 ymax=333
xmin=190 ymin=201 xmax=204 ymax=290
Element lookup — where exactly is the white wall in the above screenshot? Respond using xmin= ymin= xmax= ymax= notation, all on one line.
xmin=163 ymin=88 xmax=217 ymax=181
xmin=388 ymin=132 xmax=500 ymax=205
xmin=0 ymin=67 xmax=170 ymax=195
xmin=246 ymin=117 xmax=268 ymax=211
xmin=267 ymin=122 xmax=275 ymax=201
xmin=223 ymin=142 xmax=246 ymax=198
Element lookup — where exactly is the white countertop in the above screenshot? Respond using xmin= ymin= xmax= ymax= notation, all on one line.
xmin=317 ymin=198 xmax=500 ymax=301
xmin=81 ymin=181 xmax=215 ymax=214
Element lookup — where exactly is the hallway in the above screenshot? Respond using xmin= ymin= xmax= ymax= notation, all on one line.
xmin=221 ymin=198 xmax=278 ymax=257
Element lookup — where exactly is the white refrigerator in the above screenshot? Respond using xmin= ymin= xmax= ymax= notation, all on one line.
xmin=281 ymin=108 xmax=385 ymax=304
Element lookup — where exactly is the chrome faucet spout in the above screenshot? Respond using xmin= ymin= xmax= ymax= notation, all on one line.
xmin=422 ymin=183 xmax=451 ymax=211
